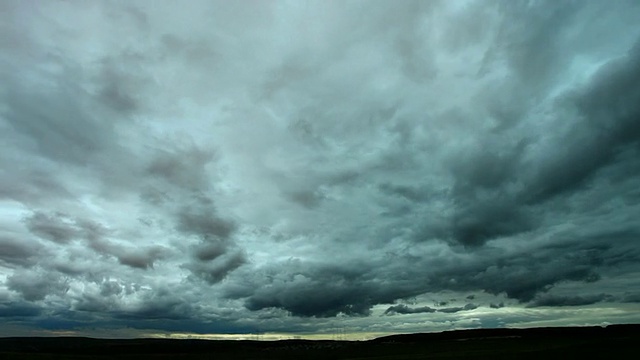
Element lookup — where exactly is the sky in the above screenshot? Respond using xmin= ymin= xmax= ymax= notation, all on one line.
xmin=1 ymin=0 xmax=640 ymax=339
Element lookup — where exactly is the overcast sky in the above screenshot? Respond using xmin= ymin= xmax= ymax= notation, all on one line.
xmin=1 ymin=0 xmax=640 ymax=339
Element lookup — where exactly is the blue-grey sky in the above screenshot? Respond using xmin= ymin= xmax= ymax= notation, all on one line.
xmin=1 ymin=0 xmax=640 ymax=338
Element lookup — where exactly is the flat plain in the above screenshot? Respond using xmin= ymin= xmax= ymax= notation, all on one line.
xmin=1 ymin=324 xmax=638 ymax=359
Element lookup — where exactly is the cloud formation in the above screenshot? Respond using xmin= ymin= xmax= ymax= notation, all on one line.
xmin=1 ymin=0 xmax=640 ymax=337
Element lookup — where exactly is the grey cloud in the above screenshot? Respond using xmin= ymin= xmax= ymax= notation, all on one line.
xmin=378 ymin=183 xmax=430 ymax=203
xmin=523 ymin=39 xmax=640 ymax=204
xmin=528 ymin=294 xmax=613 ymax=308
xmin=232 ymin=225 xmax=635 ymax=317
xmin=437 ymin=303 xmax=478 ymax=314
xmin=7 ymin=270 xmax=70 ymax=302
xmin=244 ymin=283 xmax=373 ymax=318
xmin=433 ymin=249 xmax=603 ymax=302
xmin=384 ymin=304 xmax=436 ymax=315
xmin=429 ymin=12 xmax=640 ymax=249
xmin=448 ymin=140 xmax=527 ymax=192
xmin=94 ymin=61 xmax=143 ymax=114
xmin=145 ymin=146 xmax=242 ymax=281
xmin=241 ymin=261 xmax=385 ymax=317
xmin=23 ymin=211 xmax=109 ymax=246
xmin=175 ymin=200 xmax=236 ymax=241
xmin=146 ymin=146 xmax=216 ymax=191
xmin=1 ymin=0 xmax=640 ymax=336
xmin=139 ymin=186 xmax=172 ymax=206
xmin=85 ymin=237 xmax=167 ymax=270
xmin=0 ymin=302 xmax=41 ymax=318
xmin=74 ymin=218 xmax=109 ymax=243
xmin=98 ymin=78 xmax=138 ymax=114
xmin=193 ymin=242 xmax=227 ymax=262
xmin=113 ymin=301 xmax=195 ymax=321
xmin=286 ymin=190 xmax=325 ymax=209
xmin=450 ymin=199 xmax=532 ymax=247
xmin=0 ymin=168 xmax=71 ymax=204
xmin=621 ymin=292 xmax=640 ymax=303
xmin=2 ymin=76 xmax=117 ymax=165
xmin=499 ymin=0 xmax=581 ymax=92
xmin=23 ymin=211 xmax=77 ymax=244
xmin=185 ymin=250 xmax=245 ymax=285
xmin=109 ymin=288 xmax=198 ymax=321
xmin=0 ymin=237 xmax=38 ymax=266
xmin=116 ymin=246 xmax=167 ymax=270
xmin=23 ymin=210 xmax=167 ymax=271
xmin=100 ymin=281 xmax=123 ymax=297
xmin=436 ymin=34 xmax=640 ymax=246
xmin=72 ymin=293 xmax=115 ymax=314
xmin=22 ymin=210 xmax=166 ymax=271
xmin=72 ymin=283 xmax=197 ymax=322
xmin=159 ymin=34 xmax=218 ymax=66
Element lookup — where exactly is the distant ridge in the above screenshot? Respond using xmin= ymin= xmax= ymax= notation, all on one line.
xmin=1 ymin=325 xmax=639 ymax=360
xmin=371 ymin=323 xmax=640 ymax=343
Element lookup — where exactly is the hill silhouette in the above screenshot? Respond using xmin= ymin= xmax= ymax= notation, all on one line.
xmin=1 ymin=324 xmax=638 ymax=359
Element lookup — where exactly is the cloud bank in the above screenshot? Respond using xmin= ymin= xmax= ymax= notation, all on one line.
xmin=1 ymin=0 xmax=640 ymax=337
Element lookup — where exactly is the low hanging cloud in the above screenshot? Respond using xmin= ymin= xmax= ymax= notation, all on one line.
xmin=1 ymin=0 xmax=640 ymax=336
xmin=384 ymin=303 xmax=477 ymax=315
xmin=528 ymin=294 xmax=614 ymax=308
xmin=385 ymin=304 xmax=437 ymax=315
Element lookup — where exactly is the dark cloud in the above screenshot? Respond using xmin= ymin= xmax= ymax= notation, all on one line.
xmin=74 ymin=218 xmax=109 ymax=244
xmin=0 ymin=302 xmax=41 ymax=318
xmin=621 ymin=292 xmax=640 ymax=303
xmin=7 ymin=270 xmax=70 ymax=302
xmin=437 ymin=303 xmax=478 ymax=314
xmin=384 ymin=304 xmax=436 ymax=315
xmin=449 ymin=199 xmax=532 ymax=247
xmin=528 ymin=294 xmax=613 ymax=308
xmin=185 ymin=250 xmax=245 ymax=285
xmin=437 ymin=35 xmax=640 ymax=247
xmin=95 ymin=63 xmax=141 ymax=114
xmin=499 ymin=0 xmax=581 ymax=92
xmin=0 ymin=168 xmax=72 ymax=204
xmin=193 ymin=242 xmax=228 ymax=262
xmin=100 ymin=281 xmax=123 ymax=297
xmin=22 ymin=212 xmax=111 ymax=251
xmin=429 ymin=247 xmax=604 ymax=302
xmin=116 ymin=247 xmax=166 ymax=270
xmin=146 ymin=147 xmax=216 ymax=191
xmin=1 ymin=0 xmax=640 ymax=337
xmin=0 ymin=237 xmax=38 ymax=266
xmin=232 ymin=224 xmax=638 ymax=317
xmin=448 ymin=141 xmax=526 ymax=192
xmin=378 ymin=183 xmax=430 ymax=203
xmin=240 ymin=261 xmax=393 ymax=317
xmin=385 ymin=303 xmax=477 ymax=315
xmin=175 ymin=201 xmax=236 ymax=241
xmin=244 ymin=284 xmax=373 ymax=318
xmin=1 ymin=75 xmax=117 ymax=166
xmin=524 ymin=39 xmax=640 ymax=204
xmin=286 ymin=190 xmax=325 ymax=209
xmin=23 ymin=211 xmax=77 ymax=244
xmin=111 ymin=290 xmax=197 ymax=321
xmin=490 ymin=302 xmax=505 ymax=309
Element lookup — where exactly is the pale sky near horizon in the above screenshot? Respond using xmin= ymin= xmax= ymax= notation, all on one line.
xmin=1 ymin=0 xmax=640 ymax=338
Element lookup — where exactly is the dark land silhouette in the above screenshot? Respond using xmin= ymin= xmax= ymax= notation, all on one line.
xmin=1 ymin=324 xmax=638 ymax=359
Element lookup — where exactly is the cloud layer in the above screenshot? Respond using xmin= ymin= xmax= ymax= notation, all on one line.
xmin=1 ymin=0 xmax=640 ymax=337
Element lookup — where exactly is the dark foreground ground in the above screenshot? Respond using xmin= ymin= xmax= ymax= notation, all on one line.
xmin=1 ymin=324 xmax=638 ymax=359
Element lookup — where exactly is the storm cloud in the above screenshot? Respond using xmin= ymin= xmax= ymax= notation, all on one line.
xmin=1 ymin=0 xmax=640 ymax=337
